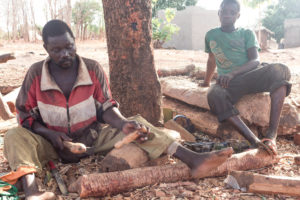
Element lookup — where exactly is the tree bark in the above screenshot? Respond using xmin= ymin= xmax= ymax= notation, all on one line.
xmin=30 ymin=0 xmax=37 ymax=42
xmin=68 ymin=149 xmax=278 ymax=198
xmin=102 ymin=0 xmax=162 ymax=125
xmin=21 ymin=0 xmax=29 ymax=42
xmin=66 ymin=0 xmax=72 ymax=27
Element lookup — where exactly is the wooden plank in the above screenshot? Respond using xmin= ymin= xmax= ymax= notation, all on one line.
xmin=229 ymin=170 xmax=300 ymax=197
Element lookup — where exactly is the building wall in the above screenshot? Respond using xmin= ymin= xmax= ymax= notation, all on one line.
xmin=159 ymin=6 xmax=219 ymax=50
xmin=284 ymin=18 xmax=300 ymax=48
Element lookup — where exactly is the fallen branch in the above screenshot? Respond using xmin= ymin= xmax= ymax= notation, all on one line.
xmin=0 ymin=53 xmax=15 ymax=64
xmin=228 ymin=170 xmax=300 ymax=196
xmin=68 ymin=149 xmax=278 ymax=198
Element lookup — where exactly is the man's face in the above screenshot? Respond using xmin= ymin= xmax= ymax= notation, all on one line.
xmin=218 ymin=3 xmax=240 ymax=27
xmin=44 ymin=32 xmax=76 ymax=69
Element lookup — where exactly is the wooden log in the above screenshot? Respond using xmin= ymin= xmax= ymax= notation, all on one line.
xmin=0 ymin=87 xmax=21 ymax=116
xmin=228 ymin=170 xmax=300 ymax=197
xmin=205 ymin=149 xmax=279 ymax=178
xmin=162 ymin=97 xmax=256 ymax=141
xmin=294 ymin=133 xmax=300 ymax=145
xmin=164 ymin=119 xmax=196 ymax=142
xmin=3 ymin=87 xmax=20 ymax=110
xmin=68 ymin=149 xmax=277 ymax=198
xmin=100 ymin=143 xmax=149 ymax=172
xmin=0 ymin=93 xmax=15 ymax=120
xmin=294 ymin=156 xmax=300 ymax=165
xmin=157 ymin=64 xmax=195 ymax=77
xmin=161 ymin=77 xmax=300 ymax=135
xmin=0 ymin=118 xmax=18 ymax=135
xmin=189 ymin=66 xmax=217 ymax=80
xmin=0 ymin=53 xmax=15 ymax=64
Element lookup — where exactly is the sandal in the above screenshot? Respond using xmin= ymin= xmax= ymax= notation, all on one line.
xmin=259 ymin=138 xmax=277 ymax=156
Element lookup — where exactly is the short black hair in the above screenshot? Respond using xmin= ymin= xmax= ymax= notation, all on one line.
xmin=220 ymin=0 xmax=240 ymax=12
xmin=42 ymin=19 xmax=75 ymax=44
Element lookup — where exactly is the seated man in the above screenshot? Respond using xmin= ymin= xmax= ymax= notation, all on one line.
xmin=3 ymin=20 xmax=233 ymax=200
xmin=201 ymin=0 xmax=291 ymax=155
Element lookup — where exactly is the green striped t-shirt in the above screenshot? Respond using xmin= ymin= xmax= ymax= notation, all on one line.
xmin=205 ymin=27 xmax=259 ymax=75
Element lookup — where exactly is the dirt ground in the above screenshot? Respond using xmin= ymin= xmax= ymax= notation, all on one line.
xmin=0 ymin=40 xmax=300 ymax=199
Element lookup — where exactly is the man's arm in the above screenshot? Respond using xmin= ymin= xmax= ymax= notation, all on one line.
xmin=218 ymin=47 xmax=260 ymax=88
xmin=32 ymin=121 xmax=72 ymax=151
xmin=230 ymin=47 xmax=259 ymax=77
xmin=102 ymin=107 xmax=127 ymax=130
xmin=102 ymin=107 xmax=148 ymax=140
xmin=200 ymin=52 xmax=217 ymax=87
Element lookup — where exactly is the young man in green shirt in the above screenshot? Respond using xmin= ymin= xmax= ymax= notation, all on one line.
xmin=201 ymin=0 xmax=291 ymax=154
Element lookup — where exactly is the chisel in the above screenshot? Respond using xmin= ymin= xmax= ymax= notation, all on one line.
xmin=48 ymin=160 xmax=68 ymax=195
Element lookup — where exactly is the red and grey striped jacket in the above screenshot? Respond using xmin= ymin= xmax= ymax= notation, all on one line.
xmin=16 ymin=55 xmax=117 ymax=136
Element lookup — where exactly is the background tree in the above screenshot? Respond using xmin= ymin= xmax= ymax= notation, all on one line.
xmin=242 ymin=0 xmax=271 ymax=45
xmin=72 ymin=0 xmax=101 ymax=40
xmin=102 ymin=0 xmax=162 ymax=125
xmin=262 ymin=0 xmax=300 ymax=43
xmin=152 ymin=0 xmax=198 ymax=17
xmin=152 ymin=8 xmax=180 ymax=48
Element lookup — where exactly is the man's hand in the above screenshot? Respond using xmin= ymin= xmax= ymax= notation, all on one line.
xmin=217 ymin=73 xmax=235 ymax=88
xmin=121 ymin=120 xmax=149 ymax=143
xmin=48 ymin=131 xmax=72 ymax=151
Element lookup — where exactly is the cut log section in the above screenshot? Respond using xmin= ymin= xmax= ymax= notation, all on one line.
xmin=294 ymin=156 xmax=300 ymax=165
xmin=0 ymin=118 xmax=18 ymax=135
xmin=100 ymin=143 xmax=149 ymax=172
xmin=2 ymin=87 xmax=21 ymax=115
xmin=162 ymin=97 xmax=257 ymax=140
xmin=164 ymin=119 xmax=196 ymax=142
xmin=68 ymin=149 xmax=278 ymax=198
xmin=161 ymin=77 xmax=300 ymax=135
xmin=157 ymin=64 xmax=195 ymax=77
xmin=0 ymin=53 xmax=15 ymax=64
xmin=294 ymin=133 xmax=300 ymax=145
xmin=228 ymin=170 xmax=300 ymax=196
xmin=0 ymin=93 xmax=15 ymax=120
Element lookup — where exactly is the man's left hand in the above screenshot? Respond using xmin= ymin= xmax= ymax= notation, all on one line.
xmin=121 ymin=120 xmax=149 ymax=143
xmin=217 ymin=73 xmax=234 ymax=88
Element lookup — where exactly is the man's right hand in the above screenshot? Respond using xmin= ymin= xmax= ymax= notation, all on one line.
xmin=48 ymin=131 xmax=72 ymax=151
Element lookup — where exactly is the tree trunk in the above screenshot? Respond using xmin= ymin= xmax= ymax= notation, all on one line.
xmin=30 ymin=0 xmax=37 ymax=42
xmin=6 ymin=0 xmax=11 ymax=41
xmin=66 ymin=0 xmax=72 ymax=27
xmin=11 ymin=0 xmax=18 ymax=42
xmin=68 ymin=149 xmax=278 ymax=198
xmin=102 ymin=0 xmax=162 ymax=125
xmin=21 ymin=0 xmax=29 ymax=42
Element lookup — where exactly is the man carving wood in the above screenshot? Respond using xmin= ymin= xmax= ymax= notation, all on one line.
xmin=3 ymin=20 xmax=233 ymax=200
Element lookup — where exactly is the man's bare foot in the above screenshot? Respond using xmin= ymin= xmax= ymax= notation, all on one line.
xmin=190 ymin=147 xmax=233 ymax=178
xmin=26 ymin=191 xmax=56 ymax=200
xmin=21 ymin=173 xmax=56 ymax=200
